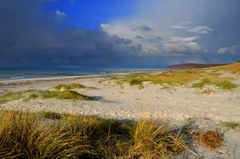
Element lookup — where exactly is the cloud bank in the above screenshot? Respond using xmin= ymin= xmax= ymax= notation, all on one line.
xmin=0 ymin=0 xmax=239 ymax=68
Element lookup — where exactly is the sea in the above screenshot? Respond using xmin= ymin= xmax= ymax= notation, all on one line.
xmin=0 ymin=68 xmax=165 ymax=81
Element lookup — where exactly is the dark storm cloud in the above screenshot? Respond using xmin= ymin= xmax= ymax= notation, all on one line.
xmin=0 ymin=0 xmax=144 ymax=68
xmin=0 ymin=0 xmax=239 ymax=68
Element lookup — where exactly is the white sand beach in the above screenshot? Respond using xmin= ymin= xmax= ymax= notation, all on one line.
xmin=0 ymin=73 xmax=239 ymax=122
xmin=1 ymin=65 xmax=240 ymax=158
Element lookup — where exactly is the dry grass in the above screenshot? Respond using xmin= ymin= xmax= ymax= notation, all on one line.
xmin=0 ymin=110 xmax=220 ymax=158
xmin=214 ymin=62 xmax=240 ymax=74
xmin=116 ymin=71 xmax=230 ymax=88
xmin=197 ymin=130 xmax=223 ymax=150
xmin=202 ymin=88 xmax=213 ymax=96
xmin=110 ymin=63 xmax=240 ymax=89
xmin=0 ymin=110 xmax=92 ymax=158
xmin=37 ymin=110 xmax=63 ymax=120
xmin=111 ymin=70 xmax=204 ymax=86
xmin=126 ymin=119 xmax=189 ymax=158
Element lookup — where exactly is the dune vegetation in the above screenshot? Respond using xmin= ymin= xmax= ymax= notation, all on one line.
xmin=110 ymin=62 xmax=240 ymax=90
xmin=214 ymin=62 xmax=240 ymax=74
xmin=54 ymin=83 xmax=87 ymax=90
xmin=0 ymin=91 xmax=24 ymax=104
xmin=0 ymin=110 xmax=224 ymax=159
xmin=0 ymin=83 xmax=97 ymax=104
xmin=220 ymin=122 xmax=240 ymax=129
xmin=192 ymin=78 xmax=238 ymax=90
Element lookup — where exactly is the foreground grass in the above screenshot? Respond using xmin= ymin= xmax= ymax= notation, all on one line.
xmin=0 ymin=89 xmax=97 ymax=104
xmin=0 ymin=110 xmax=224 ymax=158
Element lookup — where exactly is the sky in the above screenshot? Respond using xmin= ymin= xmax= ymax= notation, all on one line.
xmin=0 ymin=0 xmax=239 ymax=68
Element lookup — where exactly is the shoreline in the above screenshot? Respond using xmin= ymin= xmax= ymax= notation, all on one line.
xmin=0 ymin=70 xmax=165 ymax=85
xmin=0 ymin=68 xmax=166 ymax=83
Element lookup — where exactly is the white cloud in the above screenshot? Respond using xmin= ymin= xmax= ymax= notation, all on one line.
xmin=100 ymin=0 xmax=214 ymax=55
xmin=171 ymin=24 xmax=213 ymax=34
xmin=56 ymin=10 xmax=66 ymax=17
xmin=218 ymin=45 xmax=240 ymax=54
xmin=102 ymin=23 xmax=202 ymax=54
xmin=163 ymin=36 xmax=200 ymax=53
xmin=101 ymin=23 xmax=162 ymax=53
xmin=188 ymin=26 xmax=213 ymax=34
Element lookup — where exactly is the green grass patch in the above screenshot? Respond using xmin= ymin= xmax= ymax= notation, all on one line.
xmin=0 ymin=91 xmax=24 ymax=104
xmin=192 ymin=78 xmax=238 ymax=90
xmin=39 ymin=90 xmax=96 ymax=100
xmin=221 ymin=122 xmax=239 ymax=129
xmin=0 ymin=89 xmax=98 ymax=104
xmin=54 ymin=83 xmax=86 ymax=90
xmin=30 ymin=90 xmax=97 ymax=100
xmin=192 ymin=78 xmax=211 ymax=89
xmin=129 ymin=79 xmax=143 ymax=85
xmin=217 ymin=81 xmax=238 ymax=90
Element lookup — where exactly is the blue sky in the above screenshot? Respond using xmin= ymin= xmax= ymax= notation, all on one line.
xmin=0 ymin=0 xmax=239 ymax=68
xmin=43 ymin=0 xmax=137 ymax=30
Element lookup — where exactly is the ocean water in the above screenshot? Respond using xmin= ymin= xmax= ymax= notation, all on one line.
xmin=0 ymin=68 xmax=165 ymax=81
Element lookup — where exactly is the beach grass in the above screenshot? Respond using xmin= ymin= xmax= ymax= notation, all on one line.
xmin=0 ymin=89 xmax=97 ymax=104
xmin=192 ymin=78 xmax=238 ymax=90
xmin=214 ymin=62 xmax=240 ymax=74
xmin=111 ymin=69 xmax=237 ymax=88
xmin=39 ymin=90 xmax=96 ymax=100
xmin=54 ymin=83 xmax=86 ymax=90
xmin=221 ymin=122 xmax=239 ymax=129
xmin=217 ymin=81 xmax=238 ymax=90
xmin=0 ymin=110 xmax=92 ymax=158
xmin=37 ymin=110 xmax=63 ymax=120
xmin=0 ymin=110 xmax=224 ymax=158
xmin=110 ymin=62 xmax=240 ymax=89
xmin=111 ymin=70 xmax=204 ymax=86
xmin=0 ymin=92 xmax=24 ymax=104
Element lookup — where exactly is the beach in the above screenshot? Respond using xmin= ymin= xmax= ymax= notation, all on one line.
xmin=1 ymin=64 xmax=240 ymax=158
xmin=0 ymin=70 xmax=239 ymax=122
